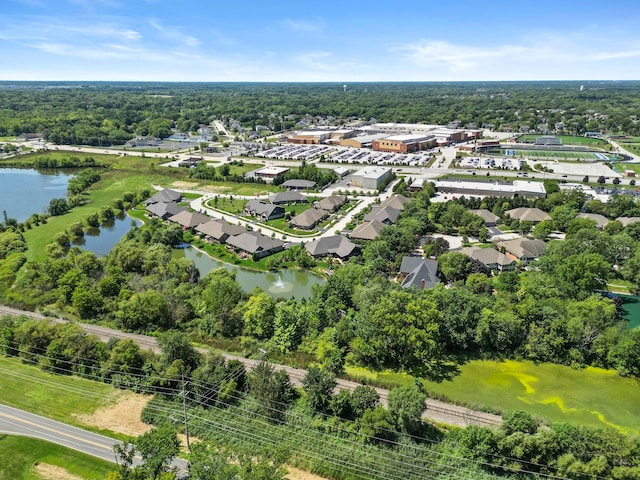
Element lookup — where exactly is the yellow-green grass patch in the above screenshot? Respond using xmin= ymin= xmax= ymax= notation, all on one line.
xmin=0 ymin=435 xmax=115 ymax=480
xmin=423 ymin=359 xmax=640 ymax=434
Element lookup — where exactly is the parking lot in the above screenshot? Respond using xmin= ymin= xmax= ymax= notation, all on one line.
xmin=457 ymin=156 xmax=523 ymax=170
xmin=252 ymin=143 xmax=435 ymax=167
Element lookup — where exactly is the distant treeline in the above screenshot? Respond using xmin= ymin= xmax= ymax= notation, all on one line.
xmin=0 ymin=81 xmax=639 ymax=146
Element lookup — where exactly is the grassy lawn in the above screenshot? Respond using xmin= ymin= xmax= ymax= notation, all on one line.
xmin=226 ymin=162 xmax=263 ymax=175
xmin=204 ymin=197 xmax=246 ymax=214
xmin=622 ymin=143 xmax=640 ymax=156
xmin=0 ymin=356 xmax=128 ymax=440
xmin=424 ymin=360 xmax=640 ymax=434
xmin=516 ymin=134 xmax=608 ymax=147
xmin=348 ymin=359 xmax=640 ymax=435
xmin=0 ymin=435 xmax=115 ymax=480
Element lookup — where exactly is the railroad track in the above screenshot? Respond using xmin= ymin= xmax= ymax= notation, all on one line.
xmin=0 ymin=304 xmax=502 ymax=428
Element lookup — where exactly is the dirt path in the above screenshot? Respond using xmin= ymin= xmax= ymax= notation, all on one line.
xmin=34 ymin=463 xmax=84 ymax=480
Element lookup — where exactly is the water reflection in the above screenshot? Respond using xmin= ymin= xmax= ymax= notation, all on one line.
xmin=173 ymin=246 xmax=325 ymax=299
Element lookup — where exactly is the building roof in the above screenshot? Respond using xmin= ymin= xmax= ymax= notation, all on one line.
xmin=350 ymin=219 xmax=386 ymax=240
xmin=363 ymin=205 xmax=401 ymax=224
xmin=145 ymin=201 xmax=188 ymax=219
xmin=245 ymin=199 xmax=283 ymax=217
xmin=344 ymin=133 xmax=388 ymax=145
xmin=305 ymin=235 xmax=358 ymax=258
xmin=316 ymin=194 xmax=347 ymax=211
xmin=505 ymin=207 xmax=551 ymax=223
xmin=399 ymin=257 xmax=440 ymax=289
xmin=460 ymin=246 xmax=515 ymax=268
xmin=436 ymin=180 xmax=546 ymax=198
xmin=616 ymin=216 xmax=640 ymax=227
xmin=226 ymin=231 xmax=284 ymax=254
xmin=470 ymin=209 xmax=500 ymax=225
xmin=253 ymin=166 xmax=289 ymax=176
xmin=269 ymin=191 xmax=309 ymax=204
xmin=290 ymin=208 xmax=326 ymax=229
xmin=497 ymin=238 xmax=547 ymax=259
xmin=196 ymin=219 xmax=246 ymax=240
xmin=578 ymin=213 xmax=609 ymax=229
xmin=168 ymin=210 xmax=210 ymax=228
xmin=144 ymin=188 xmax=182 ymax=205
xmin=353 ymin=166 xmax=392 ymax=180
xmin=281 ymin=179 xmax=317 ymax=189
xmin=380 ymin=194 xmax=411 ymax=211
xmin=382 ymin=134 xmax=435 ymax=143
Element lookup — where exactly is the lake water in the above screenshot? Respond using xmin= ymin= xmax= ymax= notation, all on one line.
xmin=71 ymin=212 xmax=142 ymax=257
xmin=619 ymin=294 xmax=640 ymax=330
xmin=172 ymin=246 xmax=325 ymax=299
xmin=0 ymin=168 xmax=72 ymax=222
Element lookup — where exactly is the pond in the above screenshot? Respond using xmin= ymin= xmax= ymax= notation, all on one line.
xmin=71 ymin=211 xmax=142 ymax=257
xmin=172 ymin=246 xmax=325 ymax=299
xmin=618 ymin=294 xmax=640 ymax=330
xmin=0 ymin=168 xmax=72 ymax=222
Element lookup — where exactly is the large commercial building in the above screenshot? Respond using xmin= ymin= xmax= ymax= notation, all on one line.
xmin=351 ymin=166 xmax=393 ymax=190
xmin=435 ymin=180 xmax=547 ymax=199
xmin=371 ymin=134 xmax=436 ymax=153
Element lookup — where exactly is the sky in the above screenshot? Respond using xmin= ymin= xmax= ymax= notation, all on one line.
xmin=1 ymin=0 xmax=639 ymax=82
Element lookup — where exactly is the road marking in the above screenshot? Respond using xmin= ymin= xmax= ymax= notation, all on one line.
xmin=0 ymin=411 xmax=113 ymax=451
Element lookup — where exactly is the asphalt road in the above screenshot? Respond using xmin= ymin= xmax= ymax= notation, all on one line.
xmin=0 ymin=404 xmax=189 ymax=474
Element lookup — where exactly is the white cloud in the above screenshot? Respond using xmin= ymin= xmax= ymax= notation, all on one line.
xmin=148 ymin=19 xmax=201 ymax=47
xmin=280 ymin=18 xmax=322 ymax=33
xmin=293 ymin=51 xmax=335 ymax=71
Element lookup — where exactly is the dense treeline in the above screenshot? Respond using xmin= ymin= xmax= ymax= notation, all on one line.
xmin=2 ymin=186 xmax=639 ymax=378
xmin=2 ymin=316 xmax=639 ymax=480
xmin=1 ymin=81 xmax=639 ymax=146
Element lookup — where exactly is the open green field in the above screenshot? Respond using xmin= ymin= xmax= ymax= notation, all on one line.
xmin=423 ymin=360 xmax=640 ymax=434
xmin=0 ymin=356 xmax=125 ymax=438
xmin=349 ymin=359 xmax=640 ymax=434
xmin=0 ymin=435 xmax=115 ymax=480
xmin=516 ymin=134 xmax=608 ymax=147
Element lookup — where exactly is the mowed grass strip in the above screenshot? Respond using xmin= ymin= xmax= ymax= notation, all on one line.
xmin=0 ymin=356 xmax=118 ymax=432
xmin=0 ymin=435 xmax=115 ymax=480
xmin=422 ymin=360 xmax=640 ymax=435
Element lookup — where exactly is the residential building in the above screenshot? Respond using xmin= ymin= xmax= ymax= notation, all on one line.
xmin=505 ymin=207 xmax=551 ymax=224
xmin=380 ymin=194 xmax=411 ymax=211
xmin=578 ymin=213 xmax=609 ymax=230
xmin=349 ymin=219 xmax=386 ymax=241
xmin=145 ymin=201 xmax=188 ymax=220
xmin=168 ymin=211 xmax=210 ymax=229
xmin=315 ymin=194 xmax=347 ymax=212
xmin=363 ymin=205 xmax=401 ymax=224
xmin=497 ymin=238 xmax=547 ymax=265
xmin=281 ymin=179 xmax=316 ymax=190
xmin=196 ymin=219 xmax=246 ymax=244
xmin=398 ymin=257 xmax=440 ymax=290
xmin=470 ymin=209 xmax=500 ymax=227
xmin=226 ymin=231 xmax=285 ymax=259
xmin=144 ymin=188 xmax=182 ymax=206
xmin=460 ymin=246 xmax=515 ymax=272
xmin=351 ymin=167 xmax=392 ymax=190
xmin=289 ymin=208 xmax=326 ymax=230
xmin=244 ymin=200 xmax=285 ymax=221
xmin=305 ymin=235 xmax=358 ymax=259
xmin=616 ymin=217 xmax=640 ymax=227
xmin=269 ymin=191 xmax=309 ymax=205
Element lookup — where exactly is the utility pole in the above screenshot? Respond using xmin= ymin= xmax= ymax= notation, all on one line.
xmin=181 ymin=374 xmax=191 ymax=454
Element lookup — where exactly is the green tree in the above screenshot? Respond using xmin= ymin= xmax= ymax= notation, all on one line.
xmin=48 ymin=197 xmax=70 ymax=216
xmin=134 ymin=423 xmax=180 ymax=480
xmin=387 ymin=384 xmax=426 ymax=435
xmin=243 ymin=290 xmax=276 ymax=339
xmin=438 ymin=251 xmax=472 ymax=282
xmin=302 ymin=365 xmax=336 ymax=414
xmin=350 ymin=385 xmax=380 ymax=419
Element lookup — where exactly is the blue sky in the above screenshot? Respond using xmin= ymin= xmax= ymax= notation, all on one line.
xmin=1 ymin=0 xmax=639 ymax=81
